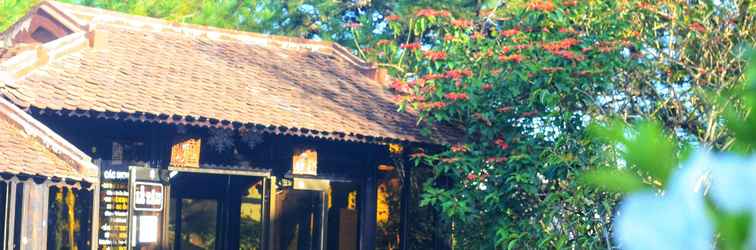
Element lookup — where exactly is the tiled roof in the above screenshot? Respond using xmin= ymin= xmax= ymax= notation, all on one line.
xmin=0 ymin=97 xmax=97 ymax=182
xmin=0 ymin=1 xmax=458 ymax=145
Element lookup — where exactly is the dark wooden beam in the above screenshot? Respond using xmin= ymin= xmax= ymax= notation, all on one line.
xmin=359 ymin=151 xmax=377 ymax=250
xmin=399 ymin=154 xmax=411 ymax=250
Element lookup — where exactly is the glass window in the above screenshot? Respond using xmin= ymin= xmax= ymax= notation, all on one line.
xmin=180 ymin=199 xmax=218 ymax=250
xmin=376 ymin=166 xmax=402 ymax=250
xmin=47 ymin=186 xmax=93 ymax=250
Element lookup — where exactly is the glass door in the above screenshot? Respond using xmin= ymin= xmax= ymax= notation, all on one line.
xmin=274 ymin=189 xmax=327 ymax=250
xmin=177 ymin=199 xmax=218 ymax=250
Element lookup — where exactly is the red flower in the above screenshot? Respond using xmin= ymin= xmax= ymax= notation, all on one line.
xmin=497 ymin=106 xmax=513 ymax=113
xmin=636 ymin=2 xmax=654 ymax=11
xmin=690 ymin=22 xmax=706 ymax=33
xmin=451 ymin=19 xmax=474 ymax=28
xmin=467 ymin=173 xmax=477 ymax=181
xmin=444 ymin=92 xmax=469 ymax=101
xmin=445 ymin=69 xmax=472 ymax=79
xmin=498 ymin=54 xmax=524 ymax=63
xmin=528 ymin=1 xmax=556 ymax=12
xmin=575 ymin=70 xmax=591 ymax=77
xmin=424 ymin=50 xmax=447 ymax=60
xmin=495 ymin=139 xmax=509 ymax=150
xmin=410 ymin=151 xmax=427 ymax=158
xmin=390 ymin=80 xmax=411 ymax=93
xmin=376 ymin=39 xmax=392 ymax=46
xmin=549 ymin=50 xmax=585 ymax=61
xmin=563 ymin=0 xmax=578 ymax=7
xmin=542 ymin=38 xmax=580 ymax=52
xmin=400 ymin=42 xmax=422 ymax=50
xmin=444 ymin=34 xmax=455 ymax=42
xmin=500 ymin=28 xmax=520 ymax=37
xmin=416 ymin=8 xmax=450 ymax=17
xmin=430 ymin=101 xmax=447 ymax=109
xmin=451 ymin=144 xmax=468 ymax=153
xmin=485 ymin=156 xmax=508 ymax=163
xmin=482 ymin=83 xmax=493 ymax=91
xmin=385 ymin=15 xmax=401 ymax=21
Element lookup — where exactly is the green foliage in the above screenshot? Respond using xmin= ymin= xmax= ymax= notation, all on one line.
xmin=0 ymin=0 xmax=39 ymax=31
xmin=587 ymin=120 xmax=685 ymax=191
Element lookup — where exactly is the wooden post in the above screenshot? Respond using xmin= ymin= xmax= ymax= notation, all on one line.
xmin=19 ymin=181 xmax=49 ymax=249
xmin=359 ymin=157 xmax=377 ymax=250
xmin=399 ymin=155 xmax=411 ymax=250
xmin=91 ymin=180 xmax=101 ymax=250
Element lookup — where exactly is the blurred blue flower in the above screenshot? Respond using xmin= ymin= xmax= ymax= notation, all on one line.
xmin=615 ymin=150 xmax=714 ymax=250
xmin=616 ymin=149 xmax=756 ymax=249
xmin=708 ymin=154 xmax=756 ymax=213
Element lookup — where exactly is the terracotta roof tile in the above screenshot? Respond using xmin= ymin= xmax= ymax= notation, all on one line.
xmin=0 ymin=98 xmax=97 ymax=181
xmin=0 ymin=1 xmax=459 ymax=145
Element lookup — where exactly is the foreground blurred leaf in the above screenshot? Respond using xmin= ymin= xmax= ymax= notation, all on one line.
xmin=581 ymin=168 xmax=647 ymax=193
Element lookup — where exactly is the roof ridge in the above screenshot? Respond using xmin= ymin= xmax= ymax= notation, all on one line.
xmin=0 ymin=31 xmax=91 ymax=85
xmin=0 ymin=96 xmax=98 ymax=181
xmin=45 ymin=0 xmax=378 ymax=71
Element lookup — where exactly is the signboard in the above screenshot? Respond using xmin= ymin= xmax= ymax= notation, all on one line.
xmin=170 ymin=138 xmax=201 ymax=168
xmin=128 ymin=167 xmax=166 ymax=249
xmin=98 ymin=163 xmax=130 ymax=250
xmin=133 ymin=182 xmax=163 ymax=212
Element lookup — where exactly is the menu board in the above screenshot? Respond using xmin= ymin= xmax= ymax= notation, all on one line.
xmin=98 ymin=163 xmax=130 ymax=250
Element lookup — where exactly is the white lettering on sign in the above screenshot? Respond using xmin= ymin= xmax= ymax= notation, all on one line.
xmin=133 ymin=182 xmax=163 ymax=211
xmin=103 ymin=169 xmax=129 ymax=180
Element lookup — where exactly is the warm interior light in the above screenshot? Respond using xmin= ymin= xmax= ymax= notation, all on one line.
xmin=292 ymin=149 xmax=317 ymax=175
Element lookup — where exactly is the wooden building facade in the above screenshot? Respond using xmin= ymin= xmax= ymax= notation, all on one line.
xmin=0 ymin=98 xmax=98 ymax=250
xmin=0 ymin=1 xmax=454 ymax=249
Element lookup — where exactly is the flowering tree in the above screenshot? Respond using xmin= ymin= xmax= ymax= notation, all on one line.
xmin=347 ymin=1 xmax=649 ymax=248
xmin=344 ymin=0 xmax=756 ymax=247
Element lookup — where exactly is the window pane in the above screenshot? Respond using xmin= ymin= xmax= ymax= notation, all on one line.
xmin=376 ymin=166 xmax=402 ymax=250
xmin=47 ymin=187 xmax=92 ymax=250
xmin=180 ymin=199 xmax=217 ymax=250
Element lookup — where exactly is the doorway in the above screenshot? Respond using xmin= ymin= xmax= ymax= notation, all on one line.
xmin=167 ymin=172 xmax=267 ymax=250
xmin=274 ymin=189 xmax=327 ymax=250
